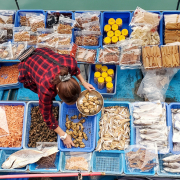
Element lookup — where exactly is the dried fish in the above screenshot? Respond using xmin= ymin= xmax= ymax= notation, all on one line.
xmin=164 ymin=167 xmax=180 ymax=173
xmin=163 ymin=162 xmax=180 ymax=169
xmin=96 ymin=106 xmax=130 ymax=151
xmin=162 ymin=154 xmax=180 ymax=163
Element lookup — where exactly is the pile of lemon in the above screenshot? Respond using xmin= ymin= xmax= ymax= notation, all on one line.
xmin=104 ymin=18 xmax=128 ymax=44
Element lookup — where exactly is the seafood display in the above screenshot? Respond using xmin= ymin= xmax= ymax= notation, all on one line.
xmin=125 ymin=147 xmax=157 ymax=172
xmin=171 ymin=108 xmax=180 ymax=151
xmin=0 ymin=105 xmax=24 ymax=148
xmin=96 ymin=106 xmax=130 ymax=151
xmin=133 ymin=102 xmax=169 ymax=153
xmin=65 ymin=114 xmax=87 ymax=148
xmin=79 ymin=92 xmax=101 ymax=115
xmin=162 ymin=154 xmax=180 ymax=173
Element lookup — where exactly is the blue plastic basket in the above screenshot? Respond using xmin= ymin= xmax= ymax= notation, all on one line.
xmin=15 ymin=10 xmax=46 ymax=27
xmin=0 ymin=62 xmax=22 ymax=91
xmin=23 ymin=101 xmax=61 ymax=149
xmin=131 ymin=11 xmax=163 ymax=45
xmin=123 ymin=151 xmax=155 ymax=175
xmin=0 ymin=150 xmax=28 ymax=172
xmin=59 ymin=102 xmax=96 ymax=152
xmin=131 ymin=102 xmax=170 ymax=154
xmin=157 ymin=153 xmax=180 ymax=176
xmin=101 ymin=11 xmax=132 ymax=47
xmin=74 ymin=11 xmax=102 ymax=48
xmin=60 ymin=152 xmax=93 ymax=173
xmin=29 ymin=151 xmax=60 ymax=172
xmin=96 ymin=101 xmax=133 ymax=153
xmin=92 ymin=151 xmax=123 ymax=174
xmin=77 ymin=47 xmax=99 ymax=64
xmin=88 ymin=64 xmax=117 ymax=96
xmin=161 ymin=11 xmax=180 ymax=45
xmin=168 ymin=103 xmax=180 ymax=154
xmin=0 ymin=101 xmax=26 ymax=150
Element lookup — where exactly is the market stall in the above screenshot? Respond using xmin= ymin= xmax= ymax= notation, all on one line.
xmin=1 ymin=6 xmax=180 ymax=180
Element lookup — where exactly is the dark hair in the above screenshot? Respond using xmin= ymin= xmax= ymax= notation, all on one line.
xmin=51 ymin=66 xmax=81 ymax=104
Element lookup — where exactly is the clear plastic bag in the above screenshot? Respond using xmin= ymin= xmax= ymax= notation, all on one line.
xmin=0 ymin=29 xmax=7 ymax=43
xmin=137 ymin=68 xmax=178 ymax=102
xmin=0 ymin=10 xmax=15 ymax=24
xmin=57 ymin=15 xmax=75 ymax=34
xmin=125 ymin=144 xmax=158 ymax=172
xmin=56 ymin=45 xmax=72 ymax=55
xmin=161 ymin=44 xmax=180 ymax=68
xmin=98 ymin=44 xmax=120 ymax=64
xmin=75 ymin=31 xmax=100 ymax=46
xmin=130 ymin=7 xmax=161 ymax=27
xmin=57 ymin=34 xmax=72 ymax=46
xmin=37 ymin=28 xmax=54 ymax=43
xmin=165 ymin=14 xmax=180 ymax=30
xmin=0 ymin=24 xmax=13 ymax=39
xmin=0 ymin=106 xmax=9 ymax=138
xmin=0 ymin=42 xmax=13 ymax=59
xmin=131 ymin=25 xmax=160 ymax=46
xmin=75 ymin=11 xmax=100 ymax=29
xmin=27 ymin=14 xmax=45 ymax=32
xmin=36 ymin=42 xmax=57 ymax=52
xmin=11 ymin=42 xmax=27 ymax=59
xmin=29 ymin=31 xmax=38 ymax=45
xmin=82 ymin=20 xmax=101 ymax=34
xmin=65 ymin=152 xmax=92 ymax=172
xmin=142 ymin=45 xmax=162 ymax=69
xmin=13 ymin=27 xmax=31 ymax=42
xmin=76 ymin=47 xmax=97 ymax=63
xmin=46 ymin=11 xmax=60 ymax=28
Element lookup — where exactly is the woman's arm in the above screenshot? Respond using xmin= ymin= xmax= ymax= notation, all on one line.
xmin=76 ymin=73 xmax=95 ymax=91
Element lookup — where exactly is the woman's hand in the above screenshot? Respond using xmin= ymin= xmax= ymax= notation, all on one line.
xmin=63 ymin=134 xmax=75 ymax=148
xmin=83 ymin=81 xmax=95 ymax=91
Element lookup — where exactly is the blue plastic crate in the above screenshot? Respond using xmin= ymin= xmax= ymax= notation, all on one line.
xmin=15 ymin=9 xmax=46 ymax=27
xmin=0 ymin=150 xmax=28 ymax=172
xmin=101 ymin=11 xmax=132 ymax=47
xmin=92 ymin=151 xmax=123 ymax=174
xmin=168 ymin=103 xmax=180 ymax=154
xmin=123 ymin=150 xmax=155 ymax=175
xmin=60 ymin=152 xmax=92 ymax=172
xmin=0 ymin=62 xmax=22 ymax=91
xmin=131 ymin=11 xmax=163 ymax=45
xmin=0 ymin=101 xmax=26 ymax=150
xmin=161 ymin=11 xmax=180 ymax=45
xmin=59 ymin=102 xmax=96 ymax=152
xmin=88 ymin=64 xmax=117 ymax=96
xmin=131 ymin=102 xmax=170 ymax=154
xmin=96 ymin=101 xmax=133 ymax=153
xmin=29 ymin=151 xmax=60 ymax=172
xmin=157 ymin=153 xmax=180 ymax=176
xmin=74 ymin=11 xmax=102 ymax=48
xmin=23 ymin=101 xmax=61 ymax=149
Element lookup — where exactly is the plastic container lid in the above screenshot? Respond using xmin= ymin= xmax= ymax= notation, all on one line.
xmin=104 ymin=37 xmax=111 ymax=44
xmin=104 ymin=24 xmax=111 ymax=32
xmin=98 ymin=77 xmax=104 ymax=83
xmin=112 ymin=36 xmax=118 ymax=43
xmin=106 ymin=82 xmax=113 ymax=88
xmin=116 ymin=18 xmax=123 ymax=26
xmin=115 ymin=30 xmax=121 ymax=37
xmin=105 ymin=76 xmax=112 ymax=83
xmin=94 ymin=72 xmax=101 ymax=78
xmin=101 ymin=66 xmax=108 ymax=72
xmin=119 ymin=35 xmax=125 ymax=41
xmin=108 ymin=18 xmax=115 ymax=25
xmin=102 ymin=72 xmax=108 ymax=78
xmin=121 ymin=29 xmax=128 ymax=36
xmin=107 ymin=69 xmax=114 ymax=75
xmin=95 ymin=64 xmax=102 ymax=69
xmin=112 ymin=24 xmax=118 ymax=31
xmin=107 ymin=31 xmax=114 ymax=38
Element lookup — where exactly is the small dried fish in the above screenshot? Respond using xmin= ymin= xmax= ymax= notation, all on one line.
xmin=163 ymin=162 xmax=180 ymax=169
xmin=164 ymin=167 xmax=180 ymax=173
xmin=162 ymin=154 xmax=180 ymax=163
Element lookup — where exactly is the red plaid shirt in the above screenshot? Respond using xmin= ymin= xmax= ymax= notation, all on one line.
xmin=18 ymin=48 xmax=80 ymax=130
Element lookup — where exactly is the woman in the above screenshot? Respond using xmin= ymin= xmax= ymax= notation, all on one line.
xmin=18 ymin=47 xmax=95 ymax=148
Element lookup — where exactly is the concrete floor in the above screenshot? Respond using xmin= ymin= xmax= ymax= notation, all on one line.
xmin=0 ymin=0 xmax=178 ymax=11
